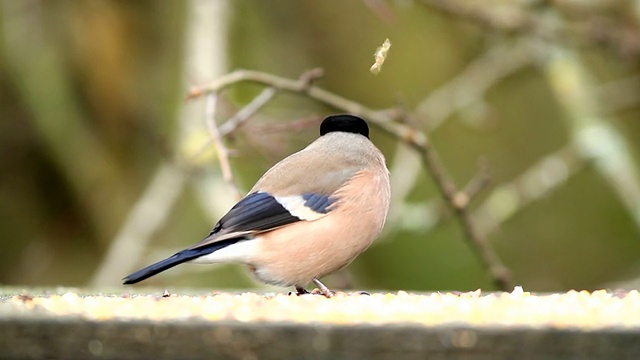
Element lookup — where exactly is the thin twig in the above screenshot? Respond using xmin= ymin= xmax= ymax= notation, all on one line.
xmin=423 ymin=160 xmax=492 ymax=228
xmin=219 ymin=87 xmax=278 ymax=136
xmin=188 ymin=69 xmax=427 ymax=149
xmin=541 ymin=44 xmax=640 ymax=232
xmin=462 ymin=158 xmax=492 ymax=203
xmin=188 ymin=68 xmax=393 ymax=125
xmin=205 ymin=93 xmax=242 ymax=201
xmin=190 ymin=69 xmax=513 ymax=290
xmin=411 ymin=140 xmax=512 ymax=290
xmin=474 ymin=144 xmax=587 ymax=237
xmin=418 ymin=0 xmax=540 ymax=34
xmin=419 ymin=0 xmax=640 ymax=59
xmin=416 ymin=41 xmax=532 ymax=132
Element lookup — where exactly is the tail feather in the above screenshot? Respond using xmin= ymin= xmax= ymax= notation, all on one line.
xmin=122 ymin=238 xmax=241 ymax=285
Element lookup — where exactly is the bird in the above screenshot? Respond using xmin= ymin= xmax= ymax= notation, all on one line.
xmin=123 ymin=114 xmax=390 ymax=297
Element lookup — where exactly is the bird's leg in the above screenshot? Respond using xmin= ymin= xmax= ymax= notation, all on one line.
xmin=294 ymin=285 xmax=309 ymax=296
xmin=291 ymin=279 xmax=335 ymax=298
xmin=313 ymin=277 xmax=335 ymax=298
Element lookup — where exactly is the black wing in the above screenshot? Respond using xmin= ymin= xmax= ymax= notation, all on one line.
xmin=190 ymin=191 xmax=302 ymax=249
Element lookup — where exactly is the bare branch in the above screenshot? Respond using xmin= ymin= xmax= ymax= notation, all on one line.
xmin=219 ymin=87 xmax=278 ymax=136
xmin=540 ymin=44 xmax=640 ymax=231
xmin=418 ymin=0 xmax=541 ymax=35
xmin=419 ymin=0 xmax=640 ymax=59
xmin=462 ymin=158 xmax=492 ymax=203
xmin=474 ymin=144 xmax=587 ymax=237
xmin=412 ymin=138 xmax=512 ymax=290
xmin=416 ymin=42 xmax=533 ymax=132
xmin=188 ymin=68 xmax=393 ymax=126
xmin=205 ymin=93 xmax=242 ymax=201
xmin=190 ymin=69 xmax=513 ymax=290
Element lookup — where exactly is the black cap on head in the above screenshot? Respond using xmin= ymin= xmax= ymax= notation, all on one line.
xmin=319 ymin=114 xmax=369 ymax=138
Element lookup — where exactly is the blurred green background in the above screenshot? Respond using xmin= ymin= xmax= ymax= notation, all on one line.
xmin=1 ymin=0 xmax=640 ymax=293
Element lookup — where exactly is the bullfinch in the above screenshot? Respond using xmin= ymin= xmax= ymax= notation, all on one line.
xmin=123 ymin=114 xmax=390 ymax=297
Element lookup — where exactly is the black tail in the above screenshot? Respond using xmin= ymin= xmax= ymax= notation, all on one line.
xmin=122 ymin=239 xmax=241 ymax=285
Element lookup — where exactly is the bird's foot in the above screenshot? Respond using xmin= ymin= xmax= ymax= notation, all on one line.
xmin=292 ymin=279 xmax=358 ymax=298
xmin=290 ymin=285 xmax=310 ymax=296
xmin=290 ymin=286 xmax=334 ymax=298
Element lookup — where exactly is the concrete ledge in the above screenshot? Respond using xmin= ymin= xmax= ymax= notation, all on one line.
xmin=2 ymin=287 xmax=640 ymax=359
xmin=4 ymin=317 xmax=640 ymax=359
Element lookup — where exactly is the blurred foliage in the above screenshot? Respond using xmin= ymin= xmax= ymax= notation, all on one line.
xmin=1 ymin=0 xmax=640 ymax=293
